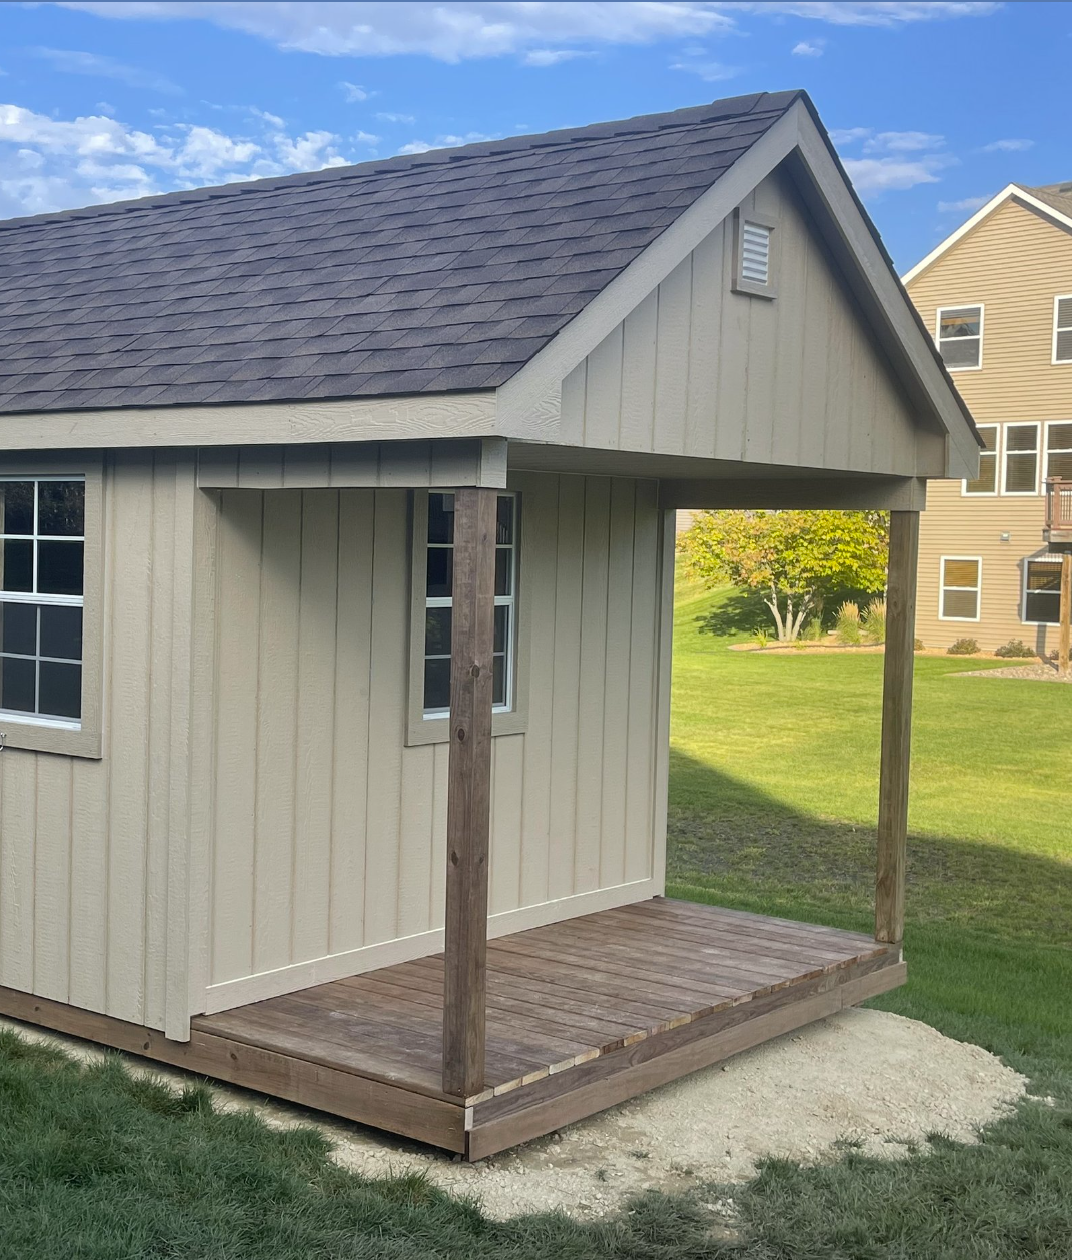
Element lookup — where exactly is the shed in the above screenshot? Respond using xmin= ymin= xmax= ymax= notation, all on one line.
xmin=0 ymin=90 xmax=979 ymax=1159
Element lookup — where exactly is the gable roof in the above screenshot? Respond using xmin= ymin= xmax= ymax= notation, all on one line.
xmin=0 ymin=91 xmax=799 ymax=417
xmin=903 ymin=181 xmax=1072 ymax=284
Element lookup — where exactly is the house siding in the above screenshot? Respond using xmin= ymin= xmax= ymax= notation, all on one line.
xmin=906 ymin=195 xmax=1072 ymax=649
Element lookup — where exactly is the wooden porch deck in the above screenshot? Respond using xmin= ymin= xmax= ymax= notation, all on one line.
xmin=192 ymin=898 xmax=905 ymax=1159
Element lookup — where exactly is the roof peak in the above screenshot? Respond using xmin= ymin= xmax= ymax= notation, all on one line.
xmin=0 ymin=90 xmax=802 ymax=235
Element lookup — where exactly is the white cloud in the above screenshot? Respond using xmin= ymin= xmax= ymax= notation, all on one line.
xmin=670 ymin=59 xmax=740 ymax=82
xmin=339 ymin=81 xmax=371 ymax=102
xmin=397 ymin=130 xmax=498 ymax=156
xmin=522 ymin=48 xmax=591 ymax=66
xmin=791 ymin=39 xmax=825 ymax=56
xmin=742 ymin=2 xmax=998 ymax=26
xmin=398 ymin=140 xmax=433 ymax=155
xmin=375 ymin=111 xmax=415 ymax=124
xmin=938 ymin=195 xmax=991 ymax=213
xmin=828 ymin=127 xmax=871 ymax=146
xmin=248 ymin=106 xmax=285 ymax=127
xmin=95 ymin=100 xmax=116 ymax=115
xmin=352 ymin=130 xmax=380 ymax=146
xmin=842 ymin=156 xmax=947 ymax=194
xmin=981 ymin=138 xmax=1034 ymax=153
xmin=27 ymin=46 xmax=181 ymax=93
xmin=0 ymin=101 xmax=367 ymax=217
xmin=864 ymin=130 xmax=943 ymax=153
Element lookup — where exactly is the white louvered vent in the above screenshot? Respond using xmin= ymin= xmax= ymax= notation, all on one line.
xmin=1055 ymin=295 xmax=1072 ymax=364
xmin=740 ymin=221 xmax=772 ymax=285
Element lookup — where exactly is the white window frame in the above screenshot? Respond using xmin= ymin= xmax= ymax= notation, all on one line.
xmin=0 ymin=457 xmax=103 ymax=758
xmin=963 ymin=423 xmax=999 ymax=496
xmin=936 ymin=303 xmax=984 ymax=372
xmin=1052 ymin=294 xmax=1072 ymax=365
xmin=1021 ymin=557 xmax=1063 ymax=627
xmin=1000 ymin=421 xmax=1041 ymax=496
xmin=406 ymin=488 xmax=529 ymax=748
xmin=938 ymin=555 xmax=982 ymax=623
xmin=1044 ymin=419 xmax=1072 ymax=481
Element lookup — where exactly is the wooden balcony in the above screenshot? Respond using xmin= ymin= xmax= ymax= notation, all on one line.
xmin=1044 ymin=477 xmax=1072 ymax=549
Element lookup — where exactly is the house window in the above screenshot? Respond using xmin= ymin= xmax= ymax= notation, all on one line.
xmin=939 ymin=556 xmax=981 ymax=621
xmin=964 ymin=424 xmax=997 ymax=494
xmin=937 ymin=305 xmax=983 ymax=370
xmin=422 ymin=491 xmax=517 ymax=717
xmin=1054 ymin=295 xmax=1072 ymax=365
xmin=1002 ymin=422 xmax=1040 ymax=495
xmin=1023 ymin=559 xmax=1062 ymax=625
xmin=732 ymin=209 xmax=776 ymax=299
xmin=1045 ymin=421 xmax=1072 ymax=481
xmin=0 ymin=478 xmax=85 ymax=726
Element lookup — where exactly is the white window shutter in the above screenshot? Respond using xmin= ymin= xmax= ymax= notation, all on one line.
xmin=740 ymin=222 xmax=771 ymax=285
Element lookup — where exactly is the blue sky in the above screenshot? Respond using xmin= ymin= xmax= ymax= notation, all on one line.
xmin=0 ymin=2 xmax=1066 ymax=269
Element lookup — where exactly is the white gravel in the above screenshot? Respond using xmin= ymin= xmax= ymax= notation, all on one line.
xmin=1 ymin=1006 xmax=1027 ymax=1220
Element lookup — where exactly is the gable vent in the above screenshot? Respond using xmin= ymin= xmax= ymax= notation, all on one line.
xmin=1056 ymin=295 xmax=1072 ymax=364
xmin=741 ymin=221 xmax=771 ymax=285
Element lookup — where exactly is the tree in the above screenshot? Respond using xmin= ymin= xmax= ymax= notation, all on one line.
xmin=679 ymin=509 xmax=889 ymax=641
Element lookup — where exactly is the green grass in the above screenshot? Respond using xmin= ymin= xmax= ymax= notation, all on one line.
xmin=0 ymin=573 xmax=1069 ymax=1258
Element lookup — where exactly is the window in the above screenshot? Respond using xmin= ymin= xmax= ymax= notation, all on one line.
xmin=1024 ymin=559 xmax=1063 ymax=625
xmin=1002 ymin=422 xmax=1040 ymax=494
xmin=964 ymin=424 xmax=997 ymax=494
xmin=732 ymin=208 xmax=776 ymax=299
xmin=0 ymin=478 xmax=85 ymax=726
xmin=421 ymin=491 xmax=517 ymax=718
xmin=940 ymin=557 xmax=981 ymax=621
xmin=1054 ymin=295 xmax=1072 ymax=365
xmin=1045 ymin=421 xmax=1072 ymax=482
xmin=937 ymin=305 xmax=983 ymax=370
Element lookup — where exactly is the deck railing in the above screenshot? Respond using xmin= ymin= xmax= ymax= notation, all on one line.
xmin=1044 ymin=477 xmax=1072 ymax=543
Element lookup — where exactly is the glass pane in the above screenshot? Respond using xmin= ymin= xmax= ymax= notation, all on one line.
xmin=423 ymin=657 xmax=450 ymax=712
xmin=39 ymin=661 xmax=81 ymax=720
xmin=1 ymin=656 xmax=35 ymax=714
xmin=965 ymin=452 xmax=996 ymax=494
xmin=1 ymin=482 xmax=34 ymax=535
xmin=1005 ymin=426 xmax=1037 ymax=453
xmin=939 ymin=307 xmax=981 ymax=338
xmin=427 ymin=493 xmax=454 ymax=545
xmin=1025 ymin=591 xmax=1059 ymax=624
xmin=1005 ymin=452 xmax=1037 ymax=493
xmin=1026 ymin=562 xmax=1062 ymax=592
xmin=1048 ymin=451 xmax=1072 ymax=481
xmin=0 ymin=602 xmax=36 ymax=656
xmin=492 ymin=653 xmax=505 ymax=706
xmin=1048 ymin=423 xmax=1072 ymax=453
xmin=942 ymin=589 xmax=978 ymax=619
xmin=40 ymin=604 xmax=83 ymax=661
xmin=943 ymin=559 xmax=978 ymax=588
xmin=494 ymin=604 xmax=509 ymax=653
xmin=1 ymin=539 xmax=33 ymax=592
xmin=495 ymin=495 xmax=514 ymax=546
xmin=38 ymin=481 xmax=84 ymax=537
xmin=424 ymin=606 xmax=452 ymax=656
xmin=978 ymin=426 xmax=998 ymax=454
xmin=37 ymin=540 xmax=84 ymax=596
xmin=495 ymin=547 xmax=512 ymax=596
xmin=426 ymin=546 xmax=452 ymax=599
xmin=940 ymin=337 xmax=980 ymax=368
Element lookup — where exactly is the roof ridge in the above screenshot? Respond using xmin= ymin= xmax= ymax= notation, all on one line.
xmin=0 ymin=90 xmax=801 ymax=235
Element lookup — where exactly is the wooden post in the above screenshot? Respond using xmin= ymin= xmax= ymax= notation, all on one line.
xmin=442 ymin=487 xmax=497 ymax=1098
xmin=1059 ymin=553 xmax=1071 ymax=679
xmin=875 ymin=510 xmax=920 ymax=946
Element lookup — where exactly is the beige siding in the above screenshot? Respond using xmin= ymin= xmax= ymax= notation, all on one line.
xmin=908 ymin=195 xmax=1072 ymax=650
xmin=559 ymin=165 xmax=922 ymax=475
xmin=204 ymin=472 xmax=667 ymax=1012
xmin=0 ymin=452 xmax=200 ymax=1033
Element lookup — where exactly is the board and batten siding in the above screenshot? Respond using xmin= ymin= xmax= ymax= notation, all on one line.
xmin=558 ymin=165 xmax=932 ymax=477
xmin=204 ymin=472 xmax=669 ymax=1013
xmin=0 ymin=451 xmax=204 ymax=1039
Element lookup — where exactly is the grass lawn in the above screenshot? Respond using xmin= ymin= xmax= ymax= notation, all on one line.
xmin=1 ymin=573 xmax=1069 ymax=1258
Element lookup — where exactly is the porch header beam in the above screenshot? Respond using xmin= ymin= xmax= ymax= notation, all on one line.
xmin=659 ymin=475 xmax=927 ymax=512
xmin=442 ymin=486 xmax=498 ymax=1098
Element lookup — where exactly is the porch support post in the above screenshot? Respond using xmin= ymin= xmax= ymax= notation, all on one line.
xmin=875 ymin=510 xmax=920 ymax=946
xmin=1059 ymin=553 xmax=1071 ymax=678
xmin=442 ymin=486 xmax=497 ymax=1097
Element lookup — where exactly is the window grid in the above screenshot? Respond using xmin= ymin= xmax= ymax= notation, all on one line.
xmin=939 ymin=556 xmax=981 ymax=622
xmin=1045 ymin=421 xmax=1072 ymax=483
xmin=1053 ymin=294 xmax=1072 ymax=365
xmin=0 ymin=476 xmax=85 ymax=727
xmin=1001 ymin=422 xmax=1040 ymax=495
xmin=936 ymin=304 xmax=983 ymax=371
xmin=1023 ymin=559 xmax=1063 ymax=626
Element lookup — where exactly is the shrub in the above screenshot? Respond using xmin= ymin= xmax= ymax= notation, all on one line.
xmin=914 ymin=638 xmax=925 ymax=652
xmin=863 ymin=597 xmax=887 ymax=644
xmin=994 ymin=639 xmax=1036 ymax=659
xmin=834 ymin=601 xmax=862 ymax=645
xmin=751 ymin=627 xmax=771 ymax=648
xmin=947 ymin=638 xmax=980 ymax=655
xmin=801 ymin=619 xmax=824 ymax=642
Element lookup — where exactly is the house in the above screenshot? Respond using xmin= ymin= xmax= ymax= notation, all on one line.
xmin=905 ymin=182 xmax=1072 ymax=654
xmin=0 ymin=91 xmax=980 ymax=1159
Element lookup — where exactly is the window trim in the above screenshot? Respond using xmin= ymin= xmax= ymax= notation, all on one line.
xmin=1053 ymin=294 xmax=1072 ymax=366
xmin=1000 ymin=421 xmax=1041 ymax=496
xmin=938 ymin=555 xmax=982 ymax=623
xmin=962 ymin=423 xmax=999 ymax=496
xmin=936 ymin=302 xmax=984 ymax=372
xmin=1044 ymin=418 xmax=1072 ymax=481
xmin=0 ymin=455 xmax=103 ymax=757
xmin=405 ymin=487 xmax=529 ymax=748
xmin=731 ymin=207 xmax=777 ymax=300
xmin=1021 ymin=556 xmax=1063 ymax=627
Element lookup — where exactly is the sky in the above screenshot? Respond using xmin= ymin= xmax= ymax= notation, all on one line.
xmin=0 ymin=1 xmax=1067 ymax=270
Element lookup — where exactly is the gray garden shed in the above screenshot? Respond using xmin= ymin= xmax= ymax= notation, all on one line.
xmin=0 ymin=90 xmax=979 ymax=1158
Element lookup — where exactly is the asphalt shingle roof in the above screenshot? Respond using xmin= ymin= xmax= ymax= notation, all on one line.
xmin=0 ymin=91 xmax=799 ymax=417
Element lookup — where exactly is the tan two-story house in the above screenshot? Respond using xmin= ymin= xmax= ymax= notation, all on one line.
xmin=905 ymin=182 xmax=1072 ymax=652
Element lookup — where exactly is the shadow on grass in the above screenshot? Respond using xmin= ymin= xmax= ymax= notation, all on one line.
xmin=693 ymin=586 xmax=772 ymax=637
